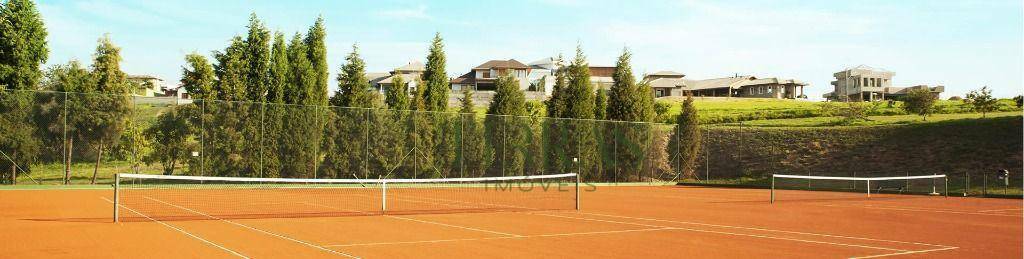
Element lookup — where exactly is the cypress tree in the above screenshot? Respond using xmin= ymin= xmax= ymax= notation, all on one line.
xmin=458 ymin=89 xmax=488 ymax=177
xmin=485 ymin=74 xmax=527 ymax=176
xmin=322 ymin=45 xmax=372 ymax=178
xmin=330 ymin=44 xmax=372 ymax=108
xmin=213 ymin=36 xmax=247 ymax=101
xmin=667 ymin=96 xmax=701 ymax=179
xmin=562 ymin=45 xmax=595 ymax=119
xmin=261 ymin=31 xmax=289 ymax=178
xmin=421 ymin=32 xmax=448 ymax=111
xmin=607 ymin=48 xmax=637 ymax=121
xmin=594 ymin=89 xmax=607 ymax=120
xmin=279 ymin=32 xmax=318 ymax=178
xmin=544 ymin=55 xmax=567 ymax=118
xmin=286 ymin=33 xmax=315 ymax=105
xmin=267 ymin=32 xmax=289 ymax=104
xmin=243 ymin=13 xmax=270 ymax=103
xmin=305 ymin=17 xmax=328 ymax=106
xmin=385 ymin=73 xmax=409 ymax=110
xmin=0 ymin=0 xmax=48 ymax=184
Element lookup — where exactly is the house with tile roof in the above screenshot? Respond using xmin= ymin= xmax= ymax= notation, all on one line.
xmin=450 ymin=59 xmax=533 ymax=92
xmin=367 ymin=61 xmax=425 ymax=95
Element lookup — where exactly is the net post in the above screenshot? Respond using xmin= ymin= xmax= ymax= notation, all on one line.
xmin=866 ymin=180 xmax=871 ymax=198
xmin=770 ymin=174 xmax=775 ymax=204
xmin=381 ymin=181 xmax=387 ymax=213
xmin=113 ymin=173 xmax=120 ymax=223
xmin=575 ymin=173 xmax=580 ymax=211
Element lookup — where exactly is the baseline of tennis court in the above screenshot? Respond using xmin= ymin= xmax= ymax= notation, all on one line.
xmin=1 ymin=185 xmax=1020 ymax=258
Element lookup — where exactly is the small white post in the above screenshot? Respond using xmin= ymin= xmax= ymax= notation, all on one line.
xmin=770 ymin=175 xmax=775 ymax=204
xmin=381 ymin=182 xmax=387 ymax=213
xmin=113 ymin=173 xmax=120 ymax=223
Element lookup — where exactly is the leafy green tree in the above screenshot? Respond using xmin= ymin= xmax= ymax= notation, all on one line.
xmin=144 ymin=107 xmax=192 ymax=175
xmin=458 ymin=89 xmax=488 ymax=177
xmin=667 ymin=96 xmax=702 ymax=179
xmin=0 ymin=0 xmax=48 ymax=90
xmin=653 ymin=100 xmax=671 ymax=123
xmin=180 ymin=53 xmax=215 ymax=100
xmin=1014 ymin=95 xmax=1023 ymax=108
xmin=38 ymin=61 xmax=93 ymax=183
xmin=304 ymin=16 xmax=329 ymax=106
xmin=385 ymin=73 xmax=409 ymax=110
xmin=0 ymin=0 xmax=47 ymax=184
xmin=0 ymin=90 xmax=38 ymax=184
xmin=485 ymin=74 xmax=527 ymax=176
xmin=243 ymin=13 xmax=270 ymax=103
xmin=965 ymin=86 xmax=998 ymax=118
xmin=421 ymin=32 xmax=448 ymax=111
xmin=286 ymin=33 xmax=316 ymax=105
xmin=86 ymin=35 xmax=132 ymax=184
xmin=902 ymin=88 xmax=937 ymax=121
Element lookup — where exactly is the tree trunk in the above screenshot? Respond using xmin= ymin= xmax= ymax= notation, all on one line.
xmin=65 ymin=138 xmax=73 ymax=184
xmin=92 ymin=140 xmax=103 ymax=184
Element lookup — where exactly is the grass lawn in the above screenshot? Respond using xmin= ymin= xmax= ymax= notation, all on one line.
xmin=14 ymin=160 xmax=172 ymax=186
xmin=725 ymin=111 xmax=1022 ymax=128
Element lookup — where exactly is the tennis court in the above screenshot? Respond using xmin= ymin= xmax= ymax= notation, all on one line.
xmin=2 ymin=178 xmax=1020 ymax=258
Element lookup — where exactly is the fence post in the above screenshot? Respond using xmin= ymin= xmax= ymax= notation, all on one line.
xmin=113 ymin=173 xmax=120 ymax=223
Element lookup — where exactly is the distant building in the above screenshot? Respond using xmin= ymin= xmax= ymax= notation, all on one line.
xmin=823 ymin=65 xmax=944 ymax=101
xmin=368 ymin=61 xmax=425 ymax=95
xmin=450 ymin=59 xmax=532 ymax=92
xmin=126 ymin=74 xmax=164 ymax=97
xmin=643 ymin=71 xmax=808 ymax=99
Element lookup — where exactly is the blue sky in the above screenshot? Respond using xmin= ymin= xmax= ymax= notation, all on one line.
xmin=38 ymin=0 xmax=1023 ymax=98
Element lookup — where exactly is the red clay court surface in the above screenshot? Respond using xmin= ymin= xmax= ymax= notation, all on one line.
xmin=1 ymin=186 xmax=1021 ymax=258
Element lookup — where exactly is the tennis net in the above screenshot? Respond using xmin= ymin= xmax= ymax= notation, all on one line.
xmin=770 ymin=174 xmax=947 ymax=203
xmin=113 ymin=173 xmax=578 ymax=222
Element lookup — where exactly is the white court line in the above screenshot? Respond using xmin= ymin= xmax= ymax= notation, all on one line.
xmin=300 ymin=201 xmax=522 ymax=238
xmin=99 ymin=197 xmax=249 ymax=258
xmin=387 ymin=215 xmax=522 ymax=237
xmin=324 ymin=227 xmax=673 ymax=247
xmin=533 ymin=212 xmax=908 ymax=252
xmin=142 ymin=196 xmax=359 ymax=259
xmin=977 ymin=208 xmax=1023 ymax=213
xmin=821 ymin=204 xmax=1023 ymax=217
xmin=364 ymin=191 xmax=935 ymax=254
xmin=574 ymin=211 xmax=956 ymax=249
xmin=851 ymin=246 xmax=960 ymax=259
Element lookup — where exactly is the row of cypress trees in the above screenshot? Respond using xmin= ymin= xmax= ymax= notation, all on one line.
xmin=0 ymin=0 xmax=702 ymax=183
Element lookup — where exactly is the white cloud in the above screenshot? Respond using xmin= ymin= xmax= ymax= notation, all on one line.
xmin=374 ymin=5 xmax=431 ymax=20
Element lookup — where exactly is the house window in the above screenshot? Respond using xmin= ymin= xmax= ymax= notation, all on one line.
xmin=482 ymin=71 xmax=490 ymax=78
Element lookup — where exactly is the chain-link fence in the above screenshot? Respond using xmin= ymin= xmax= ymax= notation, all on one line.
xmin=0 ymin=90 xmax=686 ymax=185
xmin=2 ymin=89 xmax=1021 ymax=197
